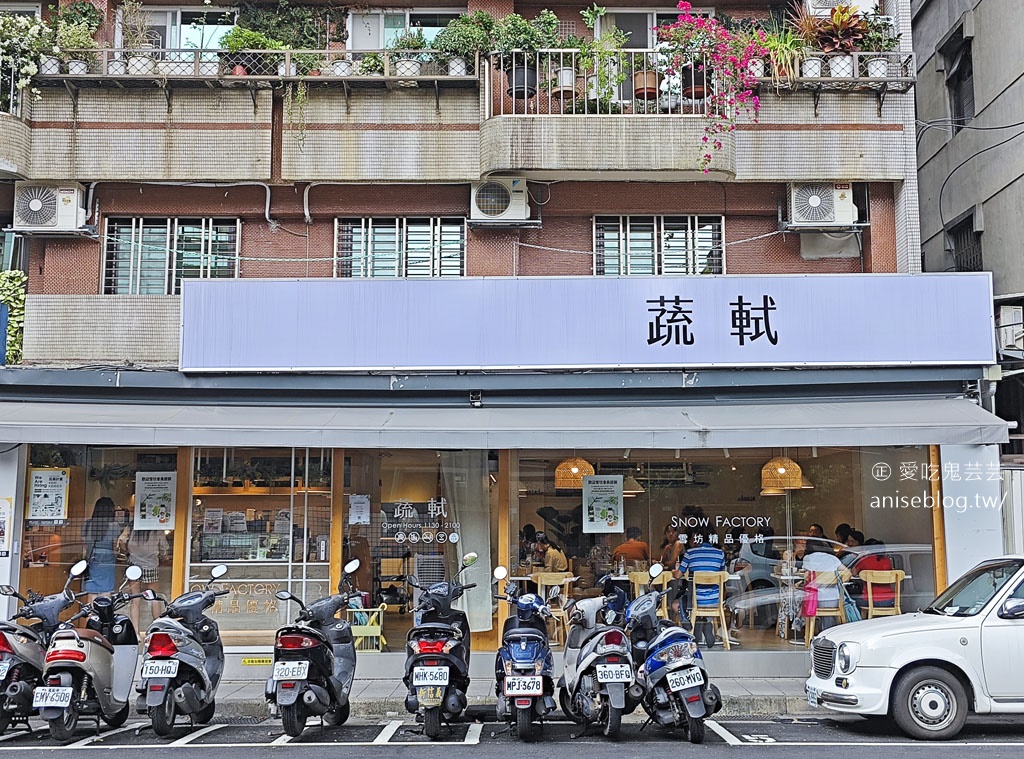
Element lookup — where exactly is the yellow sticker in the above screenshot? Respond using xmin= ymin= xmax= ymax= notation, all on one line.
xmin=241 ymin=657 xmax=273 ymax=666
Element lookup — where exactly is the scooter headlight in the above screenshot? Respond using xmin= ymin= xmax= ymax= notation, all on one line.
xmin=653 ymin=642 xmax=699 ymax=663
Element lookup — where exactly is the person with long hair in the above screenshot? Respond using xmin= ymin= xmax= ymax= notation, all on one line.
xmin=82 ymin=496 xmax=121 ymax=601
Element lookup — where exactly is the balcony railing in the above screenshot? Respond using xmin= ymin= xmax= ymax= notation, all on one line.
xmin=485 ymin=49 xmax=916 ymax=117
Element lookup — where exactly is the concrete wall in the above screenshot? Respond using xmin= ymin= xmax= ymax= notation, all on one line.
xmin=0 ymin=113 xmax=31 ymax=179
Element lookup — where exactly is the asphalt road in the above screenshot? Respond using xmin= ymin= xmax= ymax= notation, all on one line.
xmin=0 ymin=714 xmax=1023 ymax=757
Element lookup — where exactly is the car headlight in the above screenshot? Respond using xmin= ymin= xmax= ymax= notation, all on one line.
xmin=837 ymin=642 xmax=860 ymax=674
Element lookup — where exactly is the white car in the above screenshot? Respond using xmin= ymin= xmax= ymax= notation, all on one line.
xmin=805 ymin=555 xmax=1024 ymax=740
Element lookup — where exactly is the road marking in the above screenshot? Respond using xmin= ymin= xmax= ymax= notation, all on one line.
xmin=0 ymin=731 xmax=32 ymax=743
xmin=464 ymin=724 xmax=482 ymax=744
xmin=169 ymin=724 xmax=226 ymax=746
xmin=372 ymin=721 xmax=403 ymax=744
xmin=270 ymin=733 xmax=293 ymax=745
xmin=69 ymin=723 xmax=147 ymax=748
xmin=706 ymin=719 xmax=743 ymax=746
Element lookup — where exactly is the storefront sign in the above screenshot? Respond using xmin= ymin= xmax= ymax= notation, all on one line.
xmin=349 ymin=494 xmax=370 ymax=525
xmin=583 ymin=476 xmax=623 ymax=534
xmin=134 ymin=472 xmax=176 ymax=530
xmin=27 ymin=468 xmax=69 ymax=521
xmin=181 ymin=274 xmax=996 ymax=372
xmin=381 ymin=499 xmax=461 ymax=545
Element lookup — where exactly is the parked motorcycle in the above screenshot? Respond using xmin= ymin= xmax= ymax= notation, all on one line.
xmin=0 ymin=560 xmax=88 ymax=733
xmin=137 ymin=564 xmax=228 ymax=736
xmin=37 ymin=565 xmax=150 ymax=743
xmin=267 ymin=558 xmax=361 ymax=737
xmin=558 ymin=575 xmax=639 ymax=739
xmin=492 ymin=566 xmax=556 ymax=741
xmin=402 ymin=551 xmax=478 ymax=740
xmin=627 ymin=564 xmax=722 ymax=743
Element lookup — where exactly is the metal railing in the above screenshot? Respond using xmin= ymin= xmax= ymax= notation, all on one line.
xmin=759 ymin=51 xmax=916 ymax=92
xmin=2 ymin=64 xmax=23 ymax=116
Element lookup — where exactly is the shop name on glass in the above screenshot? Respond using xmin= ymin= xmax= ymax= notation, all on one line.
xmin=647 ymin=295 xmax=778 ymax=347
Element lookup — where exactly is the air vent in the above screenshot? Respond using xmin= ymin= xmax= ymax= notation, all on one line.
xmin=13 ymin=183 xmax=88 ymax=232
xmin=470 ymin=178 xmax=531 ymax=223
xmin=789 ymin=182 xmax=857 ymax=227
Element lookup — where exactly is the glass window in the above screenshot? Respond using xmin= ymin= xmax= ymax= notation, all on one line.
xmin=334 ymin=217 xmax=466 ymax=278
xmin=351 ymin=10 xmax=461 ymax=49
xmin=103 ymin=217 xmax=240 ymax=294
xmin=594 ymin=215 xmax=724 ymax=275
xmin=928 ymin=560 xmax=1024 ymax=616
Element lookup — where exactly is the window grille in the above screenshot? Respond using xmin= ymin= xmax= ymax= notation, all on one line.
xmin=594 ymin=215 xmax=724 ymax=275
xmin=334 ymin=217 xmax=466 ymax=278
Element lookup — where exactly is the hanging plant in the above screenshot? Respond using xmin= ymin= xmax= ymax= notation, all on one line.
xmin=0 ymin=14 xmax=56 ymax=110
xmin=88 ymin=463 xmax=137 ymax=490
xmin=656 ymin=1 xmax=767 ymax=173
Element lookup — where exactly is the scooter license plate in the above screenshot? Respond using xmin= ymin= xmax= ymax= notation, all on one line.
xmin=142 ymin=659 xmax=179 ymax=679
xmin=33 ymin=687 xmax=73 ymax=708
xmin=667 ymin=666 xmax=704 ymax=692
xmin=503 ymin=676 xmax=543 ymax=696
xmin=412 ymin=666 xmax=449 ymax=687
xmin=0 ymin=662 xmax=10 ymax=679
xmin=417 ymin=685 xmax=444 ymax=708
xmin=273 ymin=660 xmax=310 ymax=680
xmin=595 ymin=664 xmax=633 ymax=683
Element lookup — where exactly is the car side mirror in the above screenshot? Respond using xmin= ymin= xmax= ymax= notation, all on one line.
xmin=999 ymin=598 xmax=1024 ymax=619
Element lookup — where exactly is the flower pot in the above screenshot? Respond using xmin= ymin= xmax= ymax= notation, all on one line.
xmin=40 ymin=55 xmax=60 ymax=75
xmin=332 ymin=59 xmax=353 ymax=76
xmin=394 ymin=58 xmax=422 ymax=77
xmin=231 ymin=64 xmax=248 ymax=76
xmin=506 ymin=63 xmax=538 ymax=99
xmin=659 ymin=93 xmax=680 ymax=112
xmin=801 ymin=56 xmax=822 ymax=78
xmin=551 ymin=66 xmax=576 ymax=98
xmin=632 ymin=69 xmax=660 ymax=100
xmin=866 ymin=57 xmax=889 ymax=78
xmin=127 ymin=55 xmax=155 ymax=75
xmin=828 ymin=54 xmax=854 ymax=78
xmin=67 ymin=59 xmax=89 ymax=75
xmin=278 ymin=62 xmax=297 ymax=77
xmin=680 ymin=64 xmax=708 ymax=99
xmin=108 ymin=59 xmax=127 ymax=75
xmin=447 ymin=57 xmax=468 ymax=76
xmin=748 ymin=57 xmax=766 ymax=78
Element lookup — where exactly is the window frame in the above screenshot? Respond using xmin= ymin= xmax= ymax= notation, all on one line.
xmin=598 ymin=7 xmax=714 ymax=48
xmin=347 ymin=9 xmax=464 ymax=50
xmin=593 ymin=214 xmax=725 ymax=276
xmin=947 ymin=214 xmax=982 ymax=273
xmin=114 ymin=5 xmax=237 ymax=50
xmin=333 ymin=216 xmax=467 ymax=278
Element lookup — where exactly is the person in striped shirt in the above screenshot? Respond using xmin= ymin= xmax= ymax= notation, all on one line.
xmin=675 ymin=531 xmax=726 ymax=648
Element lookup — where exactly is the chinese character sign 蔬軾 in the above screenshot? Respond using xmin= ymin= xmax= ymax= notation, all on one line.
xmin=380 ymin=499 xmax=461 ymax=546
xmin=646 ymin=293 xmax=779 ymax=348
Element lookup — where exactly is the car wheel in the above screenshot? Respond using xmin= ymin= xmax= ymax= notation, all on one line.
xmin=892 ymin=666 xmax=968 ymax=740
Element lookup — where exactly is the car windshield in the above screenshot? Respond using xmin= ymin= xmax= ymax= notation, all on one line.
xmin=925 ymin=560 xmax=1024 ymax=616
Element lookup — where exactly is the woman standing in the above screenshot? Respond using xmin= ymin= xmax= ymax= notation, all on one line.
xmin=82 ymin=497 xmax=121 ymax=601
xmin=118 ymin=526 xmax=167 ymax=629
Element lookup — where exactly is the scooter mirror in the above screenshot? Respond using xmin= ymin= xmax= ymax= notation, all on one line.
xmin=65 ymin=588 xmax=75 ymax=602
xmin=142 ymin=589 xmax=158 ymax=601
xmin=493 ymin=566 xmax=509 ymax=581
xmin=210 ymin=564 xmax=228 ymax=580
xmin=70 ymin=560 xmax=88 ymax=578
xmin=343 ymin=559 xmax=360 ymax=575
xmin=0 ymin=585 xmax=14 ymax=596
xmin=407 ymin=575 xmax=421 ymax=589
xmin=461 ymin=552 xmax=478 ymax=568
xmin=274 ymin=590 xmax=293 ymax=601
xmin=125 ymin=565 xmax=143 ymax=582
xmin=648 ymin=563 xmax=664 ymax=579
xmin=548 ymin=587 xmax=561 ymax=601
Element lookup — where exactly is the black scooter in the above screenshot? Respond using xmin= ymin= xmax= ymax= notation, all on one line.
xmin=402 ymin=552 xmax=478 ymax=740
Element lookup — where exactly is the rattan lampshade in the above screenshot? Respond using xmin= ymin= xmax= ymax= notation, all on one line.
xmin=554 ymin=457 xmax=595 ymax=489
xmin=761 ymin=456 xmax=802 ymax=490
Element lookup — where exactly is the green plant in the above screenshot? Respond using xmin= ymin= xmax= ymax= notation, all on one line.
xmin=294 ymin=51 xmax=322 ymax=73
xmin=389 ymin=27 xmax=427 ymax=63
xmin=433 ymin=11 xmax=493 ymax=63
xmin=284 ymin=79 xmax=308 ymax=147
xmin=0 ymin=13 xmax=55 ymax=106
xmin=563 ymin=94 xmax=622 ymax=114
xmin=861 ymin=12 xmax=900 ymax=52
xmin=120 ymin=0 xmax=157 ymax=51
xmin=786 ymin=0 xmax=824 ymax=49
xmin=357 ymin=51 xmax=383 ymax=74
xmin=50 ymin=1 xmax=102 ymax=33
xmin=55 ymin=19 xmax=97 ymax=64
xmin=762 ymin=22 xmax=803 ymax=85
xmin=491 ymin=10 xmax=560 ymax=66
xmin=237 ymin=0 xmax=346 ymax=48
xmin=817 ymin=4 xmax=867 ymax=53
xmin=0 ymin=270 xmax=25 ymax=365
xmin=221 ymin=26 xmax=284 ymax=52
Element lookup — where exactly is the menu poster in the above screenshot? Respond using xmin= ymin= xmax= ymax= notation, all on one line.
xmin=582 ymin=475 xmax=623 ymax=534
xmin=348 ymin=494 xmax=370 ymax=525
xmin=203 ymin=508 xmax=224 ymax=534
xmin=28 ymin=468 xmax=70 ymax=521
xmin=134 ymin=472 xmax=176 ymax=530
xmin=0 ymin=497 xmax=12 ymax=557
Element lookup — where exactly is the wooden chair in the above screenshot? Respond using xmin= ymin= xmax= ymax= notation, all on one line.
xmin=689 ymin=571 xmax=731 ymax=650
xmin=533 ymin=572 xmax=574 ymax=646
xmin=859 ymin=569 xmax=905 ymax=617
xmin=803 ymin=570 xmax=850 ymax=647
xmin=349 ymin=603 xmax=388 ymax=652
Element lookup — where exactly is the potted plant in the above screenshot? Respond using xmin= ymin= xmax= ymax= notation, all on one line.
xmin=0 ymin=13 xmax=56 ymax=111
xmin=220 ymin=26 xmax=283 ymax=75
xmin=787 ymin=1 xmax=825 ymax=78
xmin=762 ymin=22 xmax=804 ymax=87
xmin=330 ymin=52 xmax=353 ymax=76
xmin=490 ymin=10 xmax=559 ymax=99
xmin=577 ymin=6 xmax=628 ymax=104
xmin=861 ymin=12 xmax=900 ymax=79
xmin=816 ymin=4 xmax=867 ymax=78
xmin=433 ymin=11 xmax=492 ymax=76
xmin=357 ymin=52 xmax=384 ymax=76
xmin=389 ymin=27 xmax=427 ymax=78
xmin=119 ymin=0 xmax=158 ymax=75
xmin=56 ymin=19 xmax=97 ymax=74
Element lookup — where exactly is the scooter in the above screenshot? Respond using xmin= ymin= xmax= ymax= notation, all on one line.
xmin=267 ymin=558 xmax=361 ymax=737
xmin=492 ymin=566 xmax=556 ymax=742
xmin=0 ymin=560 xmax=88 ymax=733
xmin=137 ymin=564 xmax=228 ymax=736
xmin=402 ymin=551 xmax=478 ymax=740
xmin=627 ymin=564 xmax=722 ymax=743
xmin=37 ymin=565 xmax=150 ymax=743
xmin=557 ymin=575 xmax=638 ymax=740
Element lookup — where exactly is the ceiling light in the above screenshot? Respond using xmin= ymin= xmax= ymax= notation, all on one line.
xmin=761 ymin=456 xmax=802 ymax=490
xmin=623 ymin=474 xmax=645 ymax=495
xmin=554 ymin=457 xmax=594 ymax=489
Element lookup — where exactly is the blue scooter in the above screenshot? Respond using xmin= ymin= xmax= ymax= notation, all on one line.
xmin=492 ymin=566 xmax=556 ymax=742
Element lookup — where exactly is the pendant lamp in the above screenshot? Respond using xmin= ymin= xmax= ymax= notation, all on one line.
xmin=554 ymin=456 xmax=594 ymax=489
xmin=761 ymin=456 xmax=802 ymax=490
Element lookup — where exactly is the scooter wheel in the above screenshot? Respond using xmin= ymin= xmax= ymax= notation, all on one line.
xmin=686 ymin=715 xmax=706 ymax=744
xmin=323 ymin=701 xmax=349 ymax=727
xmin=195 ymin=700 xmax=216 ymax=725
xmin=281 ymin=703 xmax=307 ymax=737
xmin=423 ymin=707 xmax=442 ymax=739
xmin=603 ymin=705 xmax=622 ymax=740
xmin=47 ymin=699 xmax=79 ymax=744
xmin=152 ymin=696 xmax=177 ymax=737
xmin=516 ymin=706 xmax=535 ymax=742
xmin=102 ymin=703 xmax=130 ymax=728
xmin=558 ymin=689 xmax=582 ymax=725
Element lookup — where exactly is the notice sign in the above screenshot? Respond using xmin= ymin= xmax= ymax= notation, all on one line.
xmin=134 ymin=472 xmax=176 ymax=530
xmin=583 ymin=476 xmax=623 ymax=534
xmin=380 ymin=499 xmax=461 ymax=546
xmin=28 ymin=468 xmax=69 ymax=521
xmin=349 ymin=494 xmax=370 ymax=525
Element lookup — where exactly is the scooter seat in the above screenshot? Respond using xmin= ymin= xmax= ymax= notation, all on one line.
xmin=502 ymin=628 xmax=547 ymax=645
xmin=52 ymin=628 xmax=113 ymax=653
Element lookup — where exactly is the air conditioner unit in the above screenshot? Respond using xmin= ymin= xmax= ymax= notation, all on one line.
xmin=999 ymin=306 xmax=1024 ymax=352
xmin=789 ymin=182 xmax=857 ymax=227
xmin=807 ymin=0 xmax=877 ymax=17
xmin=13 ymin=182 xmax=88 ymax=232
xmin=470 ymin=177 xmax=531 ymax=223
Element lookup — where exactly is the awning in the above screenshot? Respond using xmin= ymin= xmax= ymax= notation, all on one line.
xmin=0 ymin=398 xmax=1006 ymax=449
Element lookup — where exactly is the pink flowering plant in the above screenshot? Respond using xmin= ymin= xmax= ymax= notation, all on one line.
xmin=655 ymin=1 xmax=767 ymax=172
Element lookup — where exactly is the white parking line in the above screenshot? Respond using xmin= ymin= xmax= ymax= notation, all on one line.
xmin=169 ymin=724 xmax=227 ymax=746
xmin=464 ymin=724 xmax=482 ymax=745
xmin=69 ymin=723 xmax=147 ymax=748
xmin=706 ymin=720 xmax=743 ymax=746
xmin=0 ymin=731 xmax=32 ymax=743
xmin=372 ymin=721 xmax=403 ymax=744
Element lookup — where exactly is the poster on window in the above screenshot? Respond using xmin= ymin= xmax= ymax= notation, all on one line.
xmin=583 ymin=475 xmax=623 ymax=534
xmin=28 ymin=468 xmax=70 ymax=521
xmin=134 ymin=472 xmax=176 ymax=530
xmin=0 ymin=497 xmax=11 ymax=557
xmin=203 ymin=508 xmax=224 ymax=534
xmin=348 ymin=494 xmax=370 ymax=525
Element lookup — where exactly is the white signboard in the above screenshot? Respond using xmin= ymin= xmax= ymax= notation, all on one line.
xmin=28 ymin=468 xmax=69 ymax=521
xmin=583 ymin=475 xmax=623 ymax=534
xmin=134 ymin=472 xmax=176 ymax=530
xmin=348 ymin=494 xmax=370 ymax=525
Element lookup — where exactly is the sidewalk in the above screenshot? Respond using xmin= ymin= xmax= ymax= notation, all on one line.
xmin=215 ymin=677 xmax=814 ymax=721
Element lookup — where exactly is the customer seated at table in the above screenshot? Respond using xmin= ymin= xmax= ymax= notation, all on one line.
xmin=675 ymin=531 xmax=726 ymax=648
xmin=850 ymin=538 xmax=895 ymax=608
xmin=659 ymin=523 xmax=684 ymax=568
xmin=612 ymin=527 xmax=651 ymax=565
xmin=801 ymin=541 xmax=847 ymax=630
xmin=535 ymin=532 xmax=568 ymax=572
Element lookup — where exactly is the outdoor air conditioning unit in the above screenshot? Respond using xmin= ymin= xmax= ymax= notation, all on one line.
xmin=470 ymin=178 xmax=531 ymax=223
xmin=789 ymin=182 xmax=858 ymax=227
xmin=998 ymin=306 xmax=1024 ymax=353
xmin=12 ymin=182 xmax=88 ymax=232
xmin=807 ymin=0 xmax=877 ymax=17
